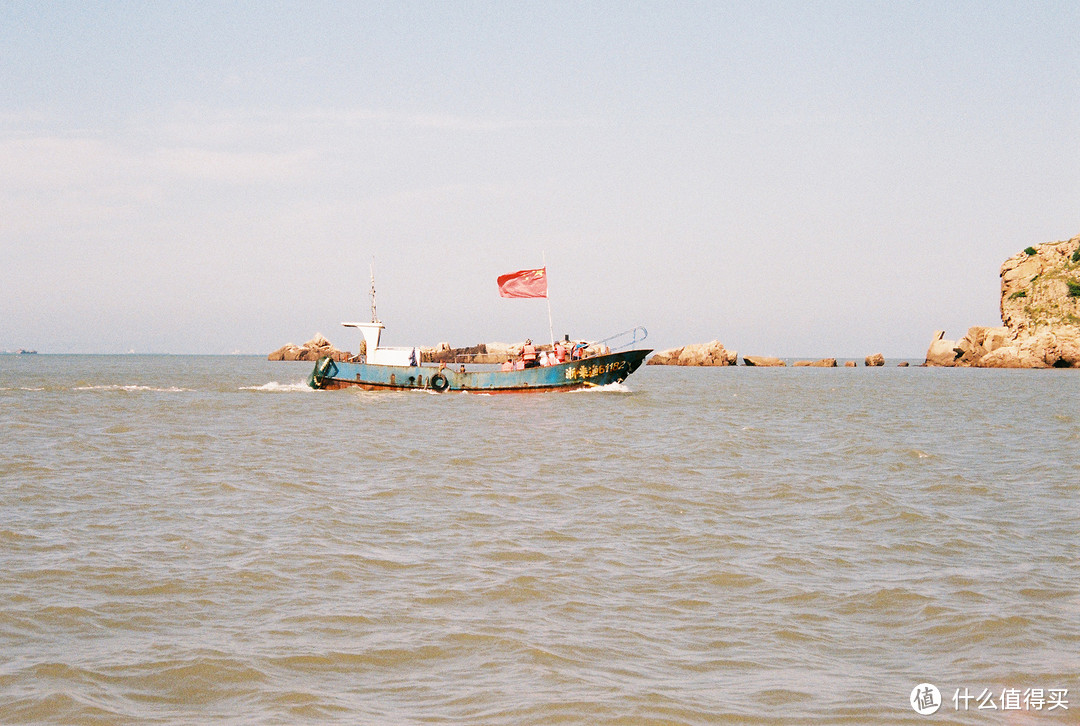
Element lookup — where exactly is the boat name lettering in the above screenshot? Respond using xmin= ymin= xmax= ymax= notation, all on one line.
xmin=564 ymin=360 xmax=628 ymax=380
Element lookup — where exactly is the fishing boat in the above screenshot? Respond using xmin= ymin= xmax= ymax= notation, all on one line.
xmin=307 ymin=321 xmax=650 ymax=393
xmin=307 ymin=266 xmax=651 ymax=393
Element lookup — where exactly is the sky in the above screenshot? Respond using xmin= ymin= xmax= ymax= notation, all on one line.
xmin=1 ymin=1 xmax=1078 ymax=357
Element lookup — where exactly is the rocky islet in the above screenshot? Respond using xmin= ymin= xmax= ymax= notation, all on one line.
xmin=925 ymin=234 xmax=1080 ymax=368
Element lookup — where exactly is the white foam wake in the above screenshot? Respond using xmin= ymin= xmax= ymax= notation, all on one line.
xmin=573 ymin=382 xmax=632 ymax=393
xmin=240 ymin=381 xmax=312 ymax=393
xmin=74 ymin=384 xmax=192 ymax=392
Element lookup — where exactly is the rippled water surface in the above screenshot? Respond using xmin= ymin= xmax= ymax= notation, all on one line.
xmin=1 ymin=355 xmax=1078 ymax=724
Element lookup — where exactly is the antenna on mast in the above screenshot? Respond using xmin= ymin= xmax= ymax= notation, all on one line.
xmin=369 ymin=259 xmax=379 ymax=323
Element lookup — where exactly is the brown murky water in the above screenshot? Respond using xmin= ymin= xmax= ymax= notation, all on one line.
xmin=2 ymin=356 xmax=1078 ymax=724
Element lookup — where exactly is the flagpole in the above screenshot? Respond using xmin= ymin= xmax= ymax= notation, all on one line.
xmin=543 ymin=252 xmax=555 ymax=350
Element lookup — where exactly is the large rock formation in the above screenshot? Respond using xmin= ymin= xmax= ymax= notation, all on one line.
xmin=925 ymin=234 xmax=1080 ymax=368
xmin=793 ymin=358 xmax=837 ymax=367
xmin=647 ymin=340 xmax=738 ymax=366
xmin=425 ymin=340 xmax=608 ymax=364
xmin=925 ymin=326 xmax=1010 ymax=367
xmin=425 ymin=342 xmax=510 ymax=364
xmin=268 ymin=334 xmax=354 ymax=362
xmin=425 ymin=342 xmax=476 ymax=363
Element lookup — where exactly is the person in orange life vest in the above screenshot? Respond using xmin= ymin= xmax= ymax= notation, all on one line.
xmin=554 ymin=341 xmax=567 ymax=363
xmin=521 ymin=339 xmax=539 ymax=368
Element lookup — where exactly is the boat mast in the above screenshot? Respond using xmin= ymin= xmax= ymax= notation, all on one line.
xmin=369 ymin=259 xmax=379 ymax=323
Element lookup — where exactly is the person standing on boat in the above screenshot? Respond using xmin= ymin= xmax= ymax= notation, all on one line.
xmin=522 ymin=339 xmax=539 ymax=368
xmin=554 ymin=340 xmax=567 ymax=363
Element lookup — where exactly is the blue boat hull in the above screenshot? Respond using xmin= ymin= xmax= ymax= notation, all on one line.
xmin=308 ymin=349 xmax=652 ymax=393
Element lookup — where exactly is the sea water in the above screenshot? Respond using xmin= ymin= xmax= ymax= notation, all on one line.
xmin=1 ymin=355 xmax=1078 ymax=724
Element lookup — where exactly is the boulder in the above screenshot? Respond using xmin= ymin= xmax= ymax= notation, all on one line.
xmin=926 ymin=326 xmax=1013 ymax=367
xmin=451 ymin=342 xmax=515 ymax=364
xmin=485 ymin=342 xmax=514 ymax=359
xmin=743 ymin=355 xmax=785 ymax=367
xmin=844 ymin=361 xmax=857 ymax=367
xmin=924 ymin=330 xmax=960 ymax=367
xmin=268 ymin=344 xmax=295 ymax=361
xmin=864 ymin=353 xmax=885 ymax=367
xmin=794 ymin=358 xmax=837 ymax=367
xmin=1008 ymin=329 xmax=1080 ymax=368
xmin=307 ymin=333 xmax=332 ymax=349
xmin=426 ymin=342 xmax=487 ymax=363
xmin=648 ymin=340 xmax=738 ymax=366
xmin=974 ymin=346 xmax=1034 ymax=369
xmin=268 ymin=333 xmax=354 ymax=362
xmin=1058 ymin=329 xmax=1080 ymax=367
xmin=960 ymin=327 xmax=1007 ymax=364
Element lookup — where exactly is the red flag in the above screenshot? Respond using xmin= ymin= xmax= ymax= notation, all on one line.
xmin=497 ymin=267 xmax=547 ymax=298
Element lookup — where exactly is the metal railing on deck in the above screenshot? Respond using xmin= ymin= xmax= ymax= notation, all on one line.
xmin=426 ymin=327 xmax=648 ymax=366
xmin=596 ymin=326 xmax=648 ymax=352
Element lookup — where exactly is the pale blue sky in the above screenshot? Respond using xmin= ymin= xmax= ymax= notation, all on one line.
xmin=2 ymin=1 xmax=1078 ymax=356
